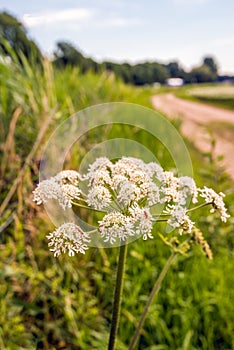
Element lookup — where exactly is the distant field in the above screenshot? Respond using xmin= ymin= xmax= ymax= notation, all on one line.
xmin=175 ymin=84 xmax=234 ymax=110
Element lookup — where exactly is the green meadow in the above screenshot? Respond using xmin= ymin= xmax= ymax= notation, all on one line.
xmin=0 ymin=56 xmax=234 ymax=350
xmin=173 ymin=84 xmax=234 ymax=110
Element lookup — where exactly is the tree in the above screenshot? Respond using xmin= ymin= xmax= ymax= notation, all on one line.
xmin=131 ymin=62 xmax=169 ymax=85
xmin=165 ymin=61 xmax=185 ymax=79
xmin=53 ymin=41 xmax=98 ymax=73
xmin=118 ymin=63 xmax=133 ymax=84
xmin=150 ymin=62 xmax=169 ymax=84
xmin=54 ymin=41 xmax=84 ymax=67
xmin=203 ymin=56 xmax=218 ymax=75
xmin=0 ymin=11 xmax=42 ymax=63
xmin=190 ymin=64 xmax=216 ymax=83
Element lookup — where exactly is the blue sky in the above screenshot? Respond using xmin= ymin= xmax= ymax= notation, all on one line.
xmin=1 ymin=0 xmax=234 ymax=74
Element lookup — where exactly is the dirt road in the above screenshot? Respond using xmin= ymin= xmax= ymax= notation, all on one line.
xmin=152 ymin=93 xmax=234 ymax=180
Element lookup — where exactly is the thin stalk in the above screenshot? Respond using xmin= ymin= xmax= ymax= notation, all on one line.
xmin=0 ymin=106 xmax=57 ymax=216
xmin=152 ymin=219 xmax=168 ymax=223
xmin=152 ymin=213 xmax=170 ymax=217
xmin=152 ymin=202 xmax=212 ymax=219
xmin=187 ymin=202 xmax=212 ymax=213
xmin=108 ymin=243 xmax=128 ymax=350
xmin=128 ymin=251 xmax=176 ymax=350
xmin=71 ymin=201 xmax=107 ymax=213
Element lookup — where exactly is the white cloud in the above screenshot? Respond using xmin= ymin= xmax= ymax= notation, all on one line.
xmin=22 ymin=8 xmax=94 ymax=27
xmin=22 ymin=8 xmax=141 ymax=30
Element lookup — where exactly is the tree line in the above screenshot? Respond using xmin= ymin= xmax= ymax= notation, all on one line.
xmin=52 ymin=41 xmax=219 ymax=85
xmin=0 ymin=11 xmax=232 ymax=85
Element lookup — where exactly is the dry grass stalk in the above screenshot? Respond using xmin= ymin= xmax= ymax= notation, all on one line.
xmin=0 ymin=107 xmax=22 ymax=182
xmin=0 ymin=106 xmax=57 ymax=217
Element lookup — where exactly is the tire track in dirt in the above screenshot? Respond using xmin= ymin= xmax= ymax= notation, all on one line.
xmin=152 ymin=93 xmax=234 ymax=180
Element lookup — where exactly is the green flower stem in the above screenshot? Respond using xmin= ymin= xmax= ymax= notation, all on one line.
xmin=71 ymin=201 xmax=107 ymax=213
xmin=152 ymin=219 xmax=169 ymax=222
xmin=187 ymin=201 xmax=212 ymax=212
xmin=128 ymin=251 xmax=176 ymax=350
xmin=151 ymin=202 xmax=212 ymax=219
xmin=108 ymin=243 xmax=128 ymax=350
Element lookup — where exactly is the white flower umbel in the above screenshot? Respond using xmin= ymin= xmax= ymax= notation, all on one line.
xmin=86 ymin=157 xmax=112 ymax=181
xmin=33 ymin=178 xmax=81 ymax=210
xmin=129 ymin=204 xmax=154 ymax=240
xmin=33 ymin=156 xmax=230 ymax=256
xmin=99 ymin=212 xmax=134 ymax=244
xmin=55 ymin=170 xmax=81 ymax=185
xmin=168 ymin=205 xmax=195 ymax=233
xmin=86 ymin=185 xmax=112 ymax=210
xmin=129 ymin=170 xmax=149 ymax=198
xmin=33 ymin=169 xmax=82 ymax=210
xmin=116 ymin=177 xmax=148 ymax=207
xmin=178 ymin=176 xmax=198 ymax=205
xmin=117 ymin=181 xmax=139 ymax=207
xmin=147 ymin=182 xmax=161 ymax=206
xmin=159 ymin=171 xmax=179 ymax=203
xmin=88 ymin=169 xmax=112 ymax=187
xmin=62 ymin=184 xmax=81 ymax=201
xmin=33 ymin=178 xmax=60 ymax=205
xmin=112 ymin=157 xmax=144 ymax=178
xmin=199 ymin=186 xmax=230 ymax=222
xmin=144 ymin=162 xmax=163 ymax=180
xmin=33 ymin=178 xmax=70 ymax=210
xmin=47 ymin=223 xmax=90 ymax=257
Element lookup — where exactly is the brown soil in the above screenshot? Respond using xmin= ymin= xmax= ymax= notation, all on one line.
xmin=152 ymin=93 xmax=234 ymax=180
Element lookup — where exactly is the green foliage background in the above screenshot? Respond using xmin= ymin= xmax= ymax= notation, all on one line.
xmin=0 ymin=51 xmax=233 ymax=350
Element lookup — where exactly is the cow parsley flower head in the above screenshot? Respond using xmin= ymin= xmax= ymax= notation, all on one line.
xmin=147 ymin=182 xmax=161 ymax=206
xmin=86 ymin=157 xmax=112 ymax=181
xmin=117 ymin=181 xmax=139 ymax=207
xmin=62 ymin=184 xmax=81 ymax=201
xmin=88 ymin=169 xmax=112 ymax=187
xmin=178 ymin=176 xmax=198 ymax=204
xmin=55 ymin=170 xmax=82 ymax=185
xmin=32 ymin=178 xmax=60 ymax=205
xmin=144 ymin=162 xmax=163 ymax=179
xmin=129 ymin=204 xmax=154 ymax=240
xmin=33 ymin=156 xmax=229 ymax=256
xmin=47 ymin=223 xmax=90 ymax=257
xmin=86 ymin=185 xmax=112 ymax=210
xmin=159 ymin=171 xmax=179 ymax=203
xmin=199 ymin=186 xmax=230 ymax=222
xmin=99 ymin=212 xmax=134 ymax=244
xmin=112 ymin=157 xmax=144 ymax=178
xmin=168 ymin=205 xmax=187 ymax=229
xmin=32 ymin=178 xmax=73 ymax=210
xmin=33 ymin=178 xmax=82 ymax=210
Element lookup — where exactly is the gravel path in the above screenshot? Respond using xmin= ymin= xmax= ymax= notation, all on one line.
xmin=152 ymin=93 xmax=234 ymax=180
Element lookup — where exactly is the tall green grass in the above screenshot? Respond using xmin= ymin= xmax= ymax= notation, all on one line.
xmin=0 ymin=56 xmax=233 ymax=349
